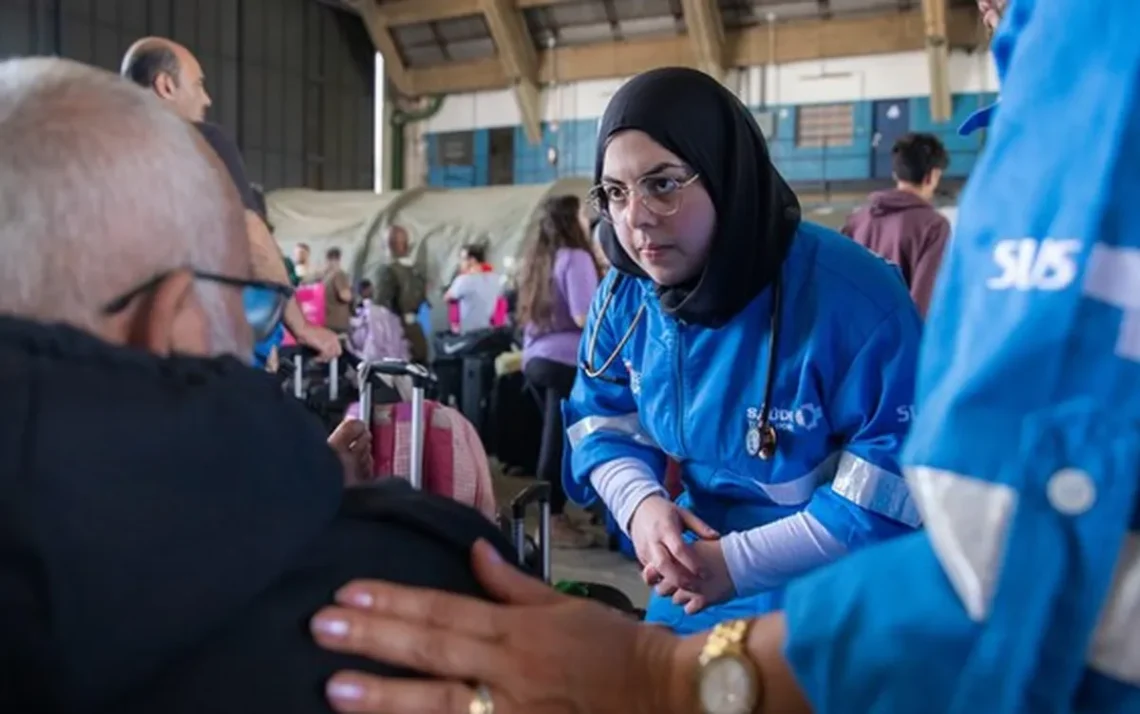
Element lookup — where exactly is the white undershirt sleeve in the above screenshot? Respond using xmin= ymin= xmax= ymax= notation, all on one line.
xmin=720 ymin=511 xmax=848 ymax=597
xmin=588 ymin=457 xmax=667 ymax=536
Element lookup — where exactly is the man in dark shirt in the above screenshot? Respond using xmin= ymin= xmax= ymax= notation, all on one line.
xmin=841 ymin=132 xmax=952 ymax=317
xmin=375 ymin=225 xmax=430 ymax=361
xmin=121 ymin=37 xmax=341 ymax=361
xmin=322 ymin=247 xmax=354 ymax=333
xmin=0 ymin=55 xmax=513 ymax=714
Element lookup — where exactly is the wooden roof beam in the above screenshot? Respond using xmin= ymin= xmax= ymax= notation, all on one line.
xmin=479 ymin=0 xmax=543 ymax=143
xmin=344 ymin=0 xmax=414 ymax=96
xmin=407 ymin=6 xmax=982 ymax=96
xmin=377 ymin=0 xmax=579 ymax=27
xmin=680 ymin=0 xmax=727 ymax=82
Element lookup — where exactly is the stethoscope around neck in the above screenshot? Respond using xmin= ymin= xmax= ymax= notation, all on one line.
xmin=581 ymin=273 xmax=784 ymax=460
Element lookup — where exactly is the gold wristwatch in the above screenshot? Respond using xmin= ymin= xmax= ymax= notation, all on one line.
xmin=695 ymin=619 xmax=762 ymax=714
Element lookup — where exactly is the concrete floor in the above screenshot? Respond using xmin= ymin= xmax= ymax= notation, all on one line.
xmin=492 ymin=465 xmax=649 ymax=607
xmin=552 ymin=547 xmax=649 ymax=607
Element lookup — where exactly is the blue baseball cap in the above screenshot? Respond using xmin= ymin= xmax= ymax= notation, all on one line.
xmin=959 ymin=101 xmax=999 ymax=136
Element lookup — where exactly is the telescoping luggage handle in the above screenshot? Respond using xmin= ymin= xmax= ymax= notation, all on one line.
xmin=292 ymin=348 xmax=340 ymax=402
xmin=510 ymin=482 xmax=552 ymax=583
xmin=357 ymin=359 xmax=435 ymax=491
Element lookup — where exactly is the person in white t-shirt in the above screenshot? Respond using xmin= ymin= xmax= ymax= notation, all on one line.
xmin=445 ymin=244 xmax=502 ymax=333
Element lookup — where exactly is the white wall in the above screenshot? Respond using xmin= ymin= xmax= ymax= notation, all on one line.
xmin=422 ymin=49 xmax=999 ymax=133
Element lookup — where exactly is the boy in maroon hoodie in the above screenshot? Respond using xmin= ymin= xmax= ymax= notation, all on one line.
xmin=842 ymin=132 xmax=951 ymax=317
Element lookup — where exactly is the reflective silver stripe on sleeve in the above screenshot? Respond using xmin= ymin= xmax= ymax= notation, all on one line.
xmin=1089 ymin=532 xmax=1140 ymax=685
xmin=756 ymin=452 xmax=839 ymax=506
xmin=907 ymin=465 xmax=1140 ymax=687
xmin=1083 ymin=243 xmax=1140 ymax=360
xmin=906 ymin=466 xmax=1015 ymax=622
xmin=831 ymin=452 xmax=922 ymax=527
xmin=566 ymin=413 xmax=657 ymax=449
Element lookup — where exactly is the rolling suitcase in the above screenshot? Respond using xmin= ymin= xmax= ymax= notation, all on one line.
xmin=504 ymin=482 xmax=552 ymax=583
xmin=358 ymin=358 xmax=551 ymax=579
xmin=487 ymin=370 xmax=542 ymax=474
xmin=358 ymin=359 xmax=433 ymax=490
xmin=284 ymin=348 xmax=341 ymax=401
xmin=460 ymin=353 xmax=497 ymax=444
xmin=354 ymin=360 xmax=497 ymax=519
xmin=431 ymin=327 xmax=517 ymax=416
xmin=508 ymin=484 xmax=641 ymax=615
xmin=279 ymin=347 xmax=356 ymax=432
xmin=510 ymin=483 xmax=640 ymax=615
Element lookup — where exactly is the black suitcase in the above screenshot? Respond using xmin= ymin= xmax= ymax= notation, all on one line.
xmin=431 ymin=327 xmax=517 ymax=425
xmin=434 ymin=327 xmax=516 ymax=360
xmin=431 ymin=355 xmax=464 ymax=408
xmin=278 ymin=347 xmax=359 ymax=432
xmin=460 ymin=353 xmax=497 ymax=443
xmin=501 ymin=482 xmax=552 ymax=583
xmin=487 ymin=370 xmax=542 ymax=474
xmin=503 ymin=482 xmax=641 ymax=614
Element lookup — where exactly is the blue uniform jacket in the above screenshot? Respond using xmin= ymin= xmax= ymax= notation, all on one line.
xmin=564 ymin=222 xmax=924 ymax=633
xmin=783 ymin=0 xmax=1140 ymax=710
xmin=252 ymin=322 xmax=285 ymax=369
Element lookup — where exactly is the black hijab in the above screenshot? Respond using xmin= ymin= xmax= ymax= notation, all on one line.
xmin=594 ymin=67 xmax=801 ymax=327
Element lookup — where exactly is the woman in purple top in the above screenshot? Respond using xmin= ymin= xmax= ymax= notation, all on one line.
xmin=519 ymin=194 xmax=604 ymax=547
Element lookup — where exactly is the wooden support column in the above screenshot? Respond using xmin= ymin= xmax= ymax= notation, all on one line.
xmin=921 ymin=0 xmax=953 ymax=122
xmin=480 ymin=0 xmax=544 ymax=144
xmin=680 ymin=0 xmax=727 ymax=82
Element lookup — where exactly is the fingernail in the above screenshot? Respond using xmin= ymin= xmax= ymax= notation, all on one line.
xmin=478 ymin=539 xmax=502 ymax=563
xmin=313 ymin=617 xmax=350 ymax=638
xmin=345 ymin=591 xmax=374 ymax=609
xmin=328 ymin=680 xmax=365 ymax=702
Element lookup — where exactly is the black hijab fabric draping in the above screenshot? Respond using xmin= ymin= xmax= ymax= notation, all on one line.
xmin=594 ymin=67 xmax=802 ymax=327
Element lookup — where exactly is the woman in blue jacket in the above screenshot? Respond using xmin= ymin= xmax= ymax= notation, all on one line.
xmin=563 ymin=67 xmax=925 ymax=634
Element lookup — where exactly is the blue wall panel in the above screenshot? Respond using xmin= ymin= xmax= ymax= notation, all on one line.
xmin=514 ymin=125 xmax=556 ymax=185
xmin=426 ymin=129 xmax=490 ymax=187
xmin=473 ymin=129 xmax=490 ymax=186
xmin=511 ymin=119 xmax=600 ymax=184
xmin=425 ymin=92 xmax=997 ymax=188
xmin=770 ymin=102 xmax=873 ymax=182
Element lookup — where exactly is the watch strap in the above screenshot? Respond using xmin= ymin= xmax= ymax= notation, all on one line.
xmin=699 ymin=618 xmax=753 ymax=665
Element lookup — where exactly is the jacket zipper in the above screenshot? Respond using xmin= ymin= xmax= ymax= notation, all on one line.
xmin=674 ymin=319 xmax=686 ymax=458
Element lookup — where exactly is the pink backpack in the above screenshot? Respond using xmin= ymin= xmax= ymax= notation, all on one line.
xmin=347 ymin=302 xmax=410 ymax=362
xmin=346 ymin=399 xmax=497 ymax=521
xmin=447 ymin=296 xmax=509 ymax=331
xmin=491 ymin=296 xmax=509 ymax=327
xmin=282 ymin=282 xmax=327 ymax=346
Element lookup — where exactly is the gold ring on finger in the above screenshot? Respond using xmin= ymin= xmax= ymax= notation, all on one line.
xmin=469 ymin=683 xmax=495 ymax=714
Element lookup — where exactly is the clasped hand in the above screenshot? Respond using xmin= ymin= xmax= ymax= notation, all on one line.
xmin=628 ymin=495 xmax=736 ymax=614
xmin=329 ymin=419 xmax=374 ymax=486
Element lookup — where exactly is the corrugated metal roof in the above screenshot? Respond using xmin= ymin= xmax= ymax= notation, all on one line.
xmin=387 ymin=0 xmax=977 ymax=69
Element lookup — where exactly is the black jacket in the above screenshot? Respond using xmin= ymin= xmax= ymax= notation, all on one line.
xmin=0 ymin=317 xmax=513 ymax=713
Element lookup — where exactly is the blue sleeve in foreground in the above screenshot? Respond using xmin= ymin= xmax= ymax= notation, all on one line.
xmin=783 ymin=533 xmax=978 ymax=714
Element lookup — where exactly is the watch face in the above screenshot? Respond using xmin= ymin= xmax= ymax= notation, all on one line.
xmin=699 ymin=656 xmax=757 ymax=714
